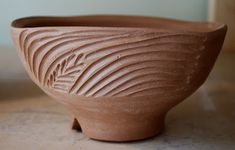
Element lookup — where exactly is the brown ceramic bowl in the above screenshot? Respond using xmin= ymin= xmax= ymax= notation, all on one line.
xmin=11 ymin=15 xmax=227 ymax=142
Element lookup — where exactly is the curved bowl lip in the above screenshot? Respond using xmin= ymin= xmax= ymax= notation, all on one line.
xmin=11 ymin=15 xmax=227 ymax=34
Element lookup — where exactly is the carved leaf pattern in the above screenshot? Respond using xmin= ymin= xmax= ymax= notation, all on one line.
xmin=18 ymin=28 xmax=207 ymax=97
xmin=46 ymin=53 xmax=85 ymax=92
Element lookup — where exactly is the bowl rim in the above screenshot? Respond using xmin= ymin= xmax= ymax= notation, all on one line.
xmin=11 ymin=15 xmax=227 ymax=34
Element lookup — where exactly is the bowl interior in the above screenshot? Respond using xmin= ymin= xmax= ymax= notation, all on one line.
xmin=11 ymin=15 xmax=224 ymax=33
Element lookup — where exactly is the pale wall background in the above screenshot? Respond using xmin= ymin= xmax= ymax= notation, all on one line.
xmin=0 ymin=0 xmax=208 ymax=46
xmin=209 ymin=0 xmax=235 ymax=50
xmin=0 ymin=0 xmax=208 ymax=79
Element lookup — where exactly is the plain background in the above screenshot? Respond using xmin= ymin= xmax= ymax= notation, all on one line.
xmin=0 ymin=0 xmax=208 ymax=79
xmin=0 ymin=0 xmax=208 ymax=46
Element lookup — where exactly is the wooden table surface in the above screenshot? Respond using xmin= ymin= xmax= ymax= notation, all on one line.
xmin=0 ymin=52 xmax=235 ymax=150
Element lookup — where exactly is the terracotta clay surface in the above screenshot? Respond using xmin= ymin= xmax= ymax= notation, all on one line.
xmin=1 ymin=52 xmax=235 ymax=149
xmin=10 ymin=15 xmax=227 ymax=141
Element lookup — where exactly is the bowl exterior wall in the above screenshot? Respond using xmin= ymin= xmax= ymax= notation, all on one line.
xmin=11 ymin=16 xmax=227 ymax=141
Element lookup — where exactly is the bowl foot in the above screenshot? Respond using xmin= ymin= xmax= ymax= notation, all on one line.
xmin=73 ymin=115 xmax=165 ymax=142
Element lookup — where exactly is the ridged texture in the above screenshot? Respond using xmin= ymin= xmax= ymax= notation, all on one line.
xmin=18 ymin=28 xmax=206 ymax=97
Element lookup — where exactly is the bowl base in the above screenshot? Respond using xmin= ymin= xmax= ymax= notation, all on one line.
xmin=72 ymin=115 xmax=165 ymax=142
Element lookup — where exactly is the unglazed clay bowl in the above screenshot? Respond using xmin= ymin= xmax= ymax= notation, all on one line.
xmin=11 ymin=15 xmax=227 ymax=142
